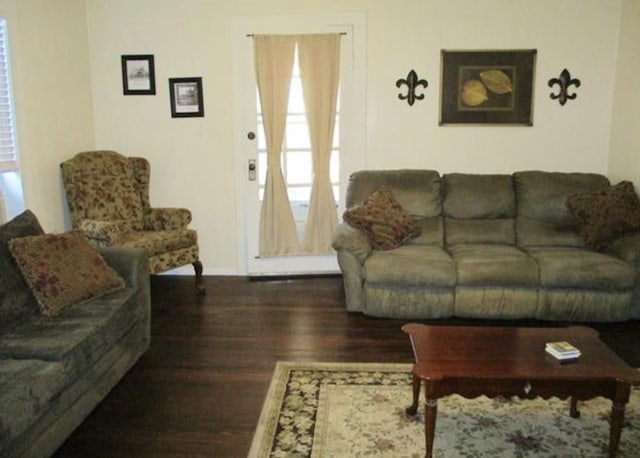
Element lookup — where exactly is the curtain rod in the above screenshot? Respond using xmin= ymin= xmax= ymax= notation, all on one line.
xmin=246 ymin=32 xmax=347 ymax=37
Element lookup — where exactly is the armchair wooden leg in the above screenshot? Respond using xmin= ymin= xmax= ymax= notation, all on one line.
xmin=193 ymin=260 xmax=205 ymax=295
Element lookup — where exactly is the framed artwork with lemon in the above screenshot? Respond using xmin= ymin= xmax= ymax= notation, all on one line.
xmin=439 ymin=50 xmax=536 ymax=125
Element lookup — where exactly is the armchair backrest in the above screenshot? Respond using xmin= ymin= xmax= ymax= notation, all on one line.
xmin=129 ymin=156 xmax=152 ymax=211
xmin=61 ymin=150 xmax=146 ymax=230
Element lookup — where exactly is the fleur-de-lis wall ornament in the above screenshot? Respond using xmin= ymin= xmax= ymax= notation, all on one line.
xmin=548 ymin=68 xmax=581 ymax=106
xmin=396 ymin=70 xmax=428 ymax=106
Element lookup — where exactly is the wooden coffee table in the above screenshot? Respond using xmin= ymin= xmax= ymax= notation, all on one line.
xmin=402 ymin=324 xmax=640 ymax=458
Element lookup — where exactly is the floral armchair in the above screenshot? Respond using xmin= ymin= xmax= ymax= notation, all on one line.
xmin=60 ymin=150 xmax=204 ymax=293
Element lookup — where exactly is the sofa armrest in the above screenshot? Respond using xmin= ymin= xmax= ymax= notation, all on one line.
xmin=605 ymin=232 xmax=640 ymax=319
xmin=332 ymin=222 xmax=372 ymax=263
xmin=99 ymin=246 xmax=149 ymax=288
xmin=144 ymin=208 xmax=192 ymax=231
xmin=604 ymin=232 xmax=640 ymax=268
xmin=78 ymin=219 xmax=129 ymax=246
xmin=99 ymin=246 xmax=151 ymax=340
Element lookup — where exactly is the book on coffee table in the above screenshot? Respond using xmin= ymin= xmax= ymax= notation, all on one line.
xmin=545 ymin=341 xmax=581 ymax=360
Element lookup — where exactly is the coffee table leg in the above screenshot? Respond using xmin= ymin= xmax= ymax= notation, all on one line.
xmin=570 ymin=396 xmax=580 ymax=418
xmin=424 ymin=398 xmax=438 ymax=458
xmin=609 ymin=401 xmax=626 ymax=458
xmin=406 ymin=373 xmax=421 ymax=416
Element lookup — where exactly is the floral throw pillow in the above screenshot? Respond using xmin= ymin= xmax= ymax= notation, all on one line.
xmin=567 ymin=180 xmax=640 ymax=249
xmin=343 ymin=187 xmax=421 ymax=250
xmin=8 ymin=231 xmax=126 ymax=316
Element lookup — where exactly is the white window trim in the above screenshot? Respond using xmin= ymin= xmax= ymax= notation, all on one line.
xmin=0 ymin=17 xmax=18 ymax=174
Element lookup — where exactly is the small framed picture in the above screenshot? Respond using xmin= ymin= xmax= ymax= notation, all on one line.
xmin=121 ymin=55 xmax=156 ymax=95
xmin=439 ymin=49 xmax=536 ymax=125
xmin=169 ymin=77 xmax=204 ymax=118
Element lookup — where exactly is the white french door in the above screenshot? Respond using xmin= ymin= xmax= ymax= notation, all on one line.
xmin=232 ymin=13 xmax=366 ymax=275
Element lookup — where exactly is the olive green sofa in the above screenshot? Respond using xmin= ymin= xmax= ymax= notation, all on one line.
xmin=333 ymin=170 xmax=640 ymax=321
xmin=0 ymin=210 xmax=151 ymax=458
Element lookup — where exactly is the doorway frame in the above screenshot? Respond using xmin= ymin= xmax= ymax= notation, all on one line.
xmin=231 ymin=12 xmax=367 ymax=276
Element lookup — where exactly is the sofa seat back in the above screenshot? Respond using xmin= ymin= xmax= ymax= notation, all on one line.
xmin=443 ymin=173 xmax=516 ymax=246
xmin=1 ymin=211 xmax=44 ymax=335
xmin=346 ymin=169 xmax=443 ymax=246
xmin=514 ymin=171 xmax=610 ymax=247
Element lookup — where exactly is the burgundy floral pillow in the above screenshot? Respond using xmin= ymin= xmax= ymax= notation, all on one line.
xmin=343 ymin=187 xmax=421 ymax=250
xmin=567 ymin=180 xmax=640 ymax=249
xmin=8 ymin=231 xmax=126 ymax=316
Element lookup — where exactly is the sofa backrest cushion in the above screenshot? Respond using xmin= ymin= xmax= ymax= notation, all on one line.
xmin=514 ymin=171 xmax=610 ymax=247
xmin=0 ymin=210 xmax=43 ymax=334
xmin=346 ymin=170 xmax=443 ymax=246
xmin=443 ymin=173 xmax=516 ymax=245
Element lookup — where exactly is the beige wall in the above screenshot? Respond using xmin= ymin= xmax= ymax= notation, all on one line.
xmin=366 ymin=0 xmax=620 ymax=173
xmin=84 ymin=0 xmax=627 ymax=274
xmin=0 ymin=0 xmax=95 ymax=230
xmin=4 ymin=0 xmax=636 ymax=275
xmin=609 ymin=0 xmax=640 ymax=187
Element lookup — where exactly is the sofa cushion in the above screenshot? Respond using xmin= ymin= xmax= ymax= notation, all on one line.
xmin=0 ymin=287 xmax=139 ymax=370
xmin=443 ymin=174 xmax=516 ymax=245
xmin=343 ymin=188 xmax=421 ymax=250
xmin=0 ymin=210 xmax=44 ymax=334
xmin=8 ymin=231 xmax=126 ymax=316
xmin=449 ymin=244 xmax=539 ymax=286
xmin=117 ymin=228 xmax=198 ymax=256
xmin=0 ymin=359 xmax=67 ymax=452
xmin=364 ymin=245 xmax=456 ymax=287
xmin=443 ymin=174 xmax=516 ymax=218
xmin=524 ymin=246 xmax=636 ymax=290
xmin=445 ymin=219 xmax=515 ymax=246
xmin=405 ymin=216 xmax=444 ymax=246
xmin=346 ymin=170 xmax=441 ymax=217
xmin=567 ymin=181 xmax=640 ymax=249
xmin=514 ymin=171 xmax=610 ymax=247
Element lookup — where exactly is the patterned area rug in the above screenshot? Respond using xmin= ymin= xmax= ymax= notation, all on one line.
xmin=248 ymin=361 xmax=640 ymax=458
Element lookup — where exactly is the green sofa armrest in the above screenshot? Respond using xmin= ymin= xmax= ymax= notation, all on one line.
xmin=78 ymin=219 xmax=130 ymax=246
xmin=144 ymin=207 xmax=192 ymax=231
xmin=604 ymin=232 xmax=640 ymax=268
xmin=331 ymin=222 xmax=372 ymax=263
xmin=604 ymin=232 xmax=640 ymax=319
xmin=98 ymin=246 xmax=149 ymax=288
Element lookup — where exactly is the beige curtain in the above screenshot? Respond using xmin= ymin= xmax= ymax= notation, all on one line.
xmin=298 ymin=34 xmax=341 ymax=254
xmin=254 ymin=35 xmax=300 ymax=256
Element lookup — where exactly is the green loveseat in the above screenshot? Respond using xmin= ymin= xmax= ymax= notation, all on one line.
xmin=333 ymin=170 xmax=640 ymax=321
xmin=0 ymin=210 xmax=150 ymax=458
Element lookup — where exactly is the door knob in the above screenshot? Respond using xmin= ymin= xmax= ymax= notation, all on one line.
xmin=248 ymin=159 xmax=256 ymax=181
xmin=247 ymin=131 xmax=256 ymax=140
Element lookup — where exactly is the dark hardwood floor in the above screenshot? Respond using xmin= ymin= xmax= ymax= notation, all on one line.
xmin=53 ymin=275 xmax=640 ymax=457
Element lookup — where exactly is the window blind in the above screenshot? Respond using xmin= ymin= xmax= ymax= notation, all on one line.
xmin=0 ymin=18 xmax=17 ymax=173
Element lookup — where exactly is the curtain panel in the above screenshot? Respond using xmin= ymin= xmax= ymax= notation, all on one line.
xmin=298 ymin=34 xmax=341 ymax=254
xmin=253 ymin=35 xmax=301 ymax=257
xmin=253 ymin=33 xmax=341 ymax=257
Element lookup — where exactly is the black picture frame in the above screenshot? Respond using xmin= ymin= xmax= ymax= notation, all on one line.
xmin=121 ymin=54 xmax=156 ymax=95
xmin=439 ymin=49 xmax=536 ymax=125
xmin=169 ymin=77 xmax=204 ymax=118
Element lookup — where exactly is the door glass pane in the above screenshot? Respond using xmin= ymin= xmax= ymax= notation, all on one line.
xmin=332 ymin=185 xmax=339 ymax=202
xmin=288 ymin=186 xmax=311 ymax=202
xmin=285 ymin=115 xmax=310 ymax=149
xmin=257 ymin=118 xmax=266 ymax=150
xmin=288 ymin=78 xmax=305 ymax=113
xmin=286 ymin=151 xmax=311 ymax=184
xmin=329 ymin=150 xmax=339 ymax=183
